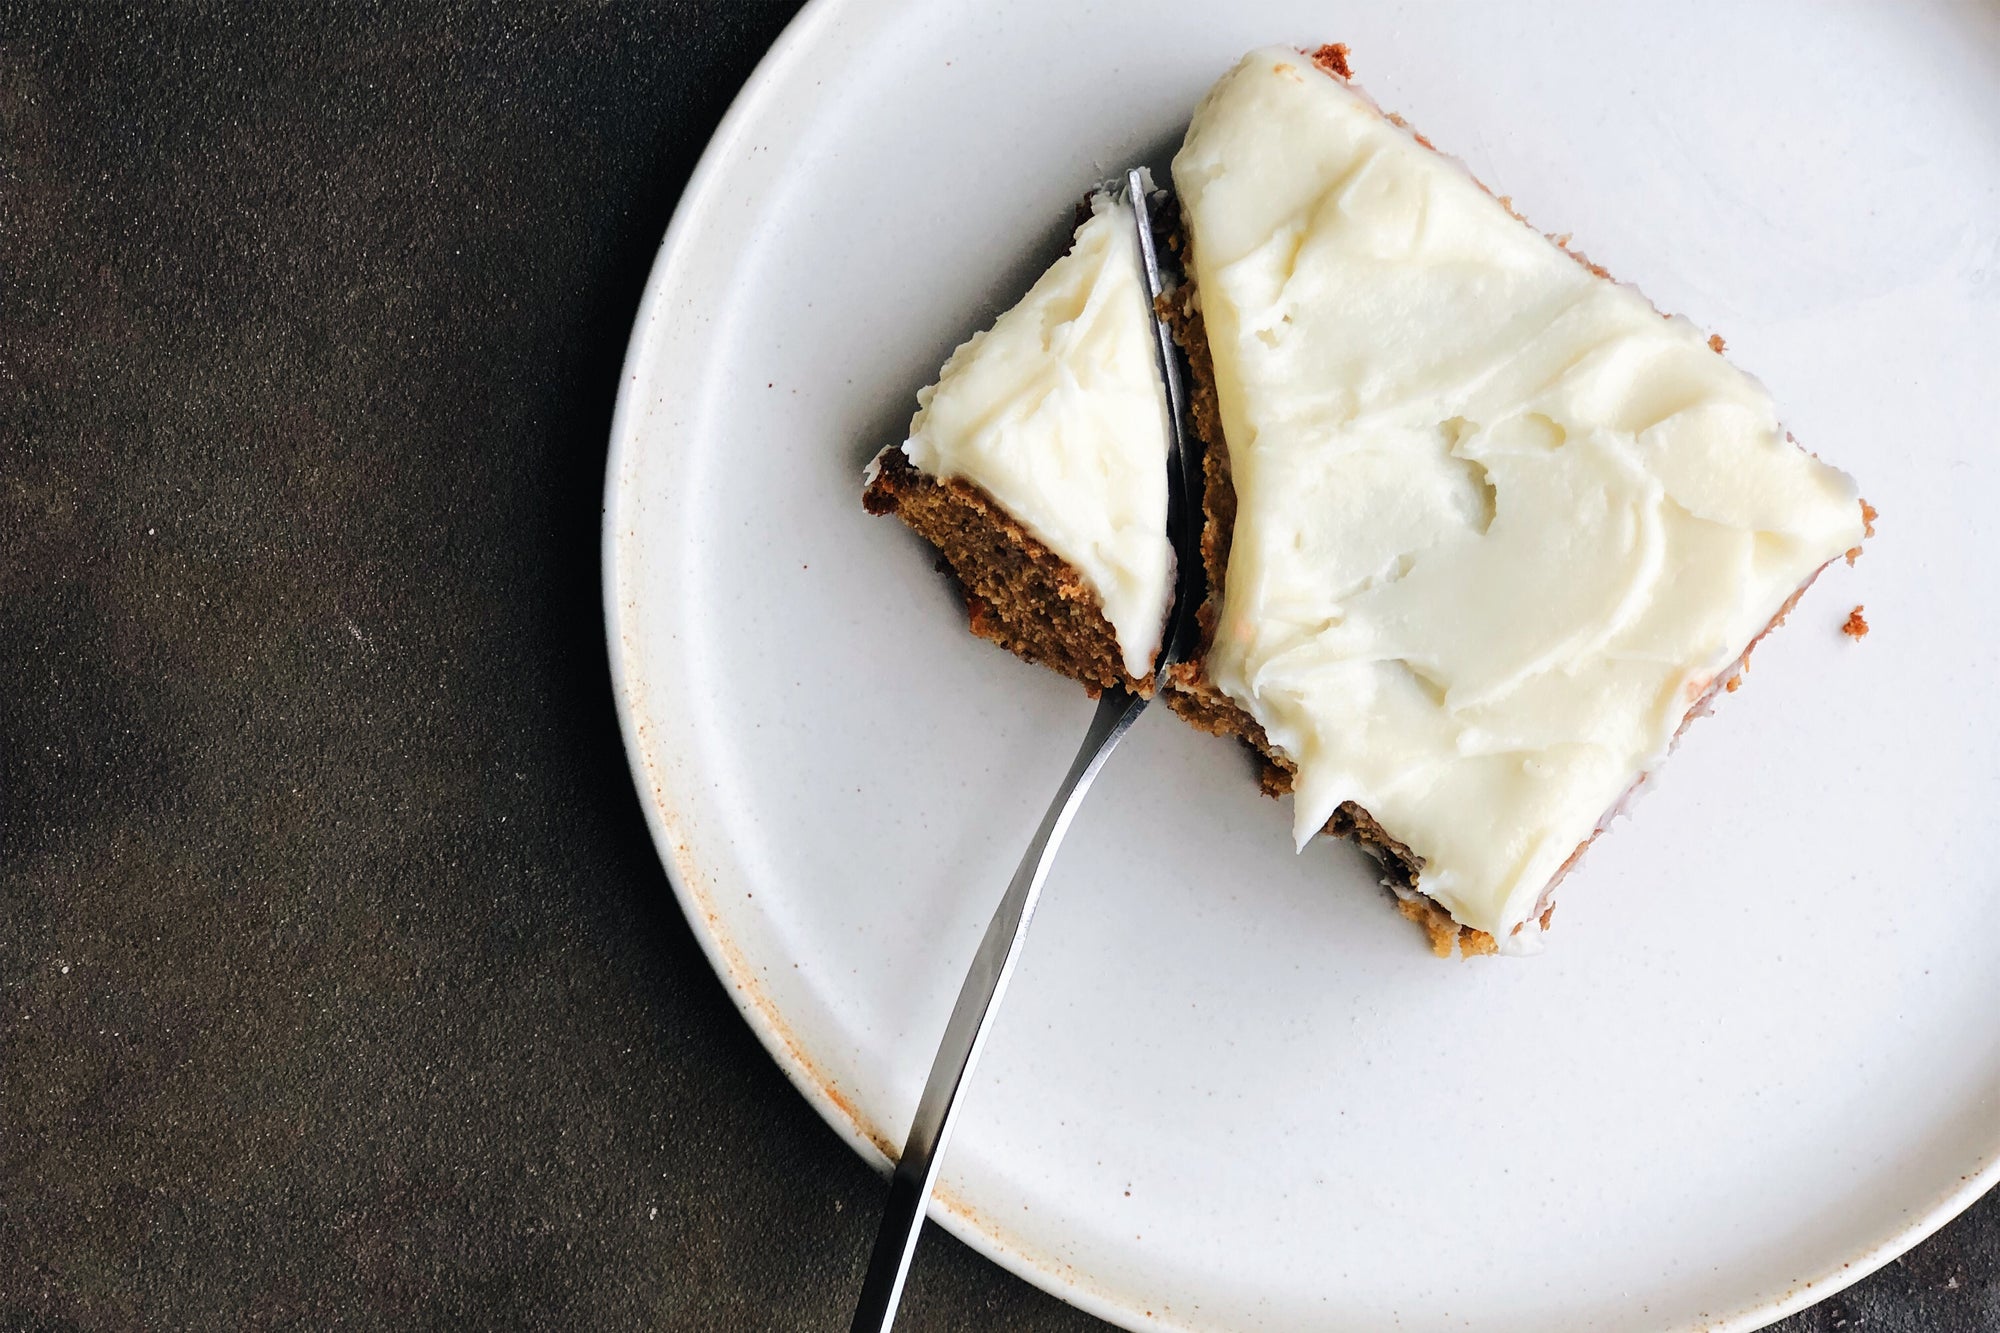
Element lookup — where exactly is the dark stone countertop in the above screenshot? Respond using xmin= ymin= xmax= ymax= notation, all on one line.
xmin=2 ymin=4 xmax=1994 ymax=1329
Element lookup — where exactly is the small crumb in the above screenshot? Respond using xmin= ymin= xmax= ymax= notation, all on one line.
xmin=648 ymin=1207 xmax=657 ymax=1220
xmin=1708 ymin=333 xmax=1727 ymax=354
xmin=1845 ymin=545 xmax=1863 ymax=566
xmin=1460 ymin=929 xmax=1499 ymax=958
xmin=1860 ymin=500 xmax=1878 ymax=537
xmin=1396 ymin=897 xmax=1456 ymax=958
xmin=1842 ymin=606 xmax=1869 ymax=639
xmin=60 ymin=964 xmax=70 ymax=974
xmin=1725 ymin=675 xmax=1742 ymax=693
xmin=1309 ymin=43 xmax=1351 ymax=79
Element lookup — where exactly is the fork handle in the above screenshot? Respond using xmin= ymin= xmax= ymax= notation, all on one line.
xmin=850 ymin=687 xmax=1151 ymax=1332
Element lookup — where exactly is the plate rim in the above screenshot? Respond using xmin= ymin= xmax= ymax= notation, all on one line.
xmin=599 ymin=2 xmax=2000 ymax=1328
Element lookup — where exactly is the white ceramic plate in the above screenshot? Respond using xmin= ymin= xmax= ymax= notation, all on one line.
xmin=603 ymin=2 xmax=2000 ymax=1328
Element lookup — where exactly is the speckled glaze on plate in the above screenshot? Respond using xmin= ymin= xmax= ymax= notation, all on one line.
xmin=602 ymin=2 xmax=2000 ymax=1328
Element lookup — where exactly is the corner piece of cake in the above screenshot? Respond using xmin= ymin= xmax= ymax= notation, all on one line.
xmin=866 ymin=47 xmax=1870 ymax=958
xmin=864 ymin=187 xmax=1176 ymax=697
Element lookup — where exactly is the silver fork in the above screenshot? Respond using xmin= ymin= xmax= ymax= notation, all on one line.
xmin=850 ymin=168 xmax=1202 ymax=1333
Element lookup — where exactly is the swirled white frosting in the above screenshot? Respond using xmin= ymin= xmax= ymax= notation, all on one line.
xmin=1175 ymin=48 xmax=1866 ymax=943
xmin=897 ymin=194 xmax=1174 ymax=681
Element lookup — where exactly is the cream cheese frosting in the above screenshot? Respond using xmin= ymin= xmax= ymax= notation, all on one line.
xmin=895 ymin=193 xmax=1174 ymax=680
xmin=1175 ymin=48 xmax=1867 ymax=945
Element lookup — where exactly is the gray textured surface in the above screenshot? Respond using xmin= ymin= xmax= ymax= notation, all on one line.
xmin=1 ymin=4 xmax=1994 ymax=1330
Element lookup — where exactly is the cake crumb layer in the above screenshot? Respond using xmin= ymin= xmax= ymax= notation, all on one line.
xmin=865 ymin=448 xmax=1148 ymax=697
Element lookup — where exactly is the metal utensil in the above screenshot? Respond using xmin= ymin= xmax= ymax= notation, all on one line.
xmin=850 ymin=167 xmax=1201 ymax=1333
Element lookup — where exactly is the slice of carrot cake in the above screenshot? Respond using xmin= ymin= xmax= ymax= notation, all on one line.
xmin=864 ymin=187 xmax=1175 ymax=697
xmin=867 ymin=48 xmax=1869 ymax=956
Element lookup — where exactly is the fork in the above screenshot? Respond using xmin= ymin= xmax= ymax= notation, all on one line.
xmin=849 ymin=167 xmax=1202 ymax=1333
